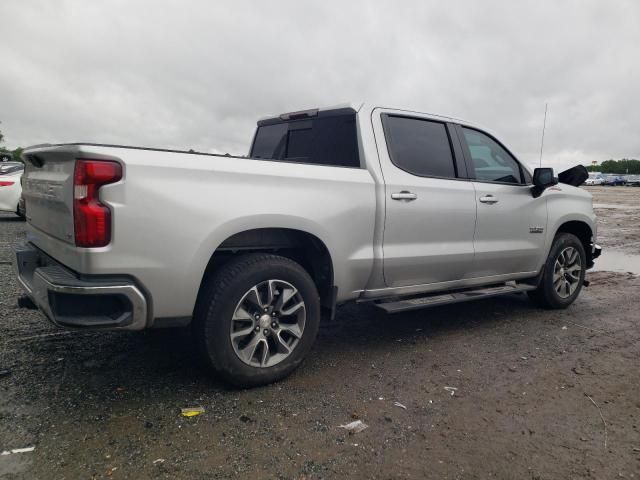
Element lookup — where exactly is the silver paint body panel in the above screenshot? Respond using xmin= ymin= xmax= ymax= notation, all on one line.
xmin=18 ymin=104 xmax=597 ymax=325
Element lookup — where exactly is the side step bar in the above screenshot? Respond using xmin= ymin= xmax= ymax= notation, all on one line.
xmin=373 ymin=283 xmax=537 ymax=314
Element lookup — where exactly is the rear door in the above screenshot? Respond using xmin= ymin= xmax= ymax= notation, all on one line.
xmin=456 ymin=125 xmax=547 ymax=277
xmin=373 ymin=111 xmax=477 ymax=288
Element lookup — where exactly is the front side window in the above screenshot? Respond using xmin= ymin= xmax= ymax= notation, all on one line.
xmin=383 ymin=115 xmax=456 ymax=178
xmin=462 ymin=128 xmax=523 ymax=184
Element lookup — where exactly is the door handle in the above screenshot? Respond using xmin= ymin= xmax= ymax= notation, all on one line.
xmin=391 ymin=191 xmax=418 ymax=201
xmin=479 ymin=194 xmax=499 ymax=204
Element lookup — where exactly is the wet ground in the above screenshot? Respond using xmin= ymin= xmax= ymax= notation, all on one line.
xmin=1 ymin=187 xmax=640 ymax=479
xmin=587 ymin=186 xmax=640 ymax=269
xmin=586 ymin=186 xmax=640 ymax=275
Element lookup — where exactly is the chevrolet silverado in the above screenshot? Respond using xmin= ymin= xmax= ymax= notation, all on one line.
xmin=14 ymin=103 xmax=600 ymax=386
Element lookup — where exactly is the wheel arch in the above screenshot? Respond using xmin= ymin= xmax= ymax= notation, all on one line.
xmin=554 ymin=220 xmax=594 ymax=268
xmin=195 ymin=227 xmax=336 ymax=319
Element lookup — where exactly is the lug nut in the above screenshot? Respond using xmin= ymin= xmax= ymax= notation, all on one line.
xmin=255 ymin=326 xmax=260 ymax=332
xmin=263 ymin=329 xmax=269 ymax=336
xmin=271 ymin=322 xmax=277 ymax=328
xmin=264 ymin=308 xmax=268 ymax=312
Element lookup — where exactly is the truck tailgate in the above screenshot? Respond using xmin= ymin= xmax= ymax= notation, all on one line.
xmin=22 ymin=146 xmax=79 ymax=244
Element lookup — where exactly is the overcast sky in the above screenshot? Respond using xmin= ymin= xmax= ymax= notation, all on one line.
xmin=1 ymin=0 xmax=638 ymax=170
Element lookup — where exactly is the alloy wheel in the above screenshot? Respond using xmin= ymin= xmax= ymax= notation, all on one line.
xmin=230 ymin=279 xmax=306 ymax=367
xmin=553 ymin=246 xmax=582 ymax=299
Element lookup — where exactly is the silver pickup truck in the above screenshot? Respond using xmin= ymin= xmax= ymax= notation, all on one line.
xmin=15 ymin=103 xmax=600 ymax=386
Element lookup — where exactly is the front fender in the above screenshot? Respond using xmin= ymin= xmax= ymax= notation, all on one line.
xmin=543 ymin=187 xmax=597 ymax=257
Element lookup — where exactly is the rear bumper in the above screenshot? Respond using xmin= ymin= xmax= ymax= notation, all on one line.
xmin=14 ymin=243 xmax=148 ymax=330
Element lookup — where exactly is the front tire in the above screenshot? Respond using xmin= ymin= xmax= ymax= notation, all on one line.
xmin=528 ymin=233 xmax=586 ymax=309
xmin=193 ymin=253 xmax=321 ymax=388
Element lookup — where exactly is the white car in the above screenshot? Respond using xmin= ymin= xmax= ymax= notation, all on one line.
xmin=0 ymin=162 xmax=24 ymax=216
xmin=585 ymin=176 xmax=604 ymax=185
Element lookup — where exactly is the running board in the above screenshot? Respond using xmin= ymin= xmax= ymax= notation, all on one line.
xmin=373 ymin=283 xmax=537 ymax=314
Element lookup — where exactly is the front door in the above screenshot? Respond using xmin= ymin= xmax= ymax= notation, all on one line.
xmin=457 ymin=126 xmax=547 ymax=278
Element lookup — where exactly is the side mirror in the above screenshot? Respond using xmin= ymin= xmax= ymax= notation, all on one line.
xmin=532 ymin=167 xmax=558 ymax=197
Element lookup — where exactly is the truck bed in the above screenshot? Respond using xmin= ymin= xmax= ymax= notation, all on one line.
xmin=20 ymin=142 xmax=377 ymax=324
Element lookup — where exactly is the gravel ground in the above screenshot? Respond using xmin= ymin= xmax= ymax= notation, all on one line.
xmin=586 ymin=186 xmax=640 ymax=256
xmin=1 ymin=187 xmax=640 ymax=479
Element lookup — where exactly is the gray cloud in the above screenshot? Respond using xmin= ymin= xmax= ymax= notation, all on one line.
xmin=1 ymin=0 xmax=638 ymax=170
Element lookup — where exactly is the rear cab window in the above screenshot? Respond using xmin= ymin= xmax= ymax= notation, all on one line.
xmin=250 ymin=108 xmax=361 ymax=168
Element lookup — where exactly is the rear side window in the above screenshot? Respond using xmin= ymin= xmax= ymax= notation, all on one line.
xmin=382 ymin=115 xmax=456 ymax=178
xmin=250 ymin=112 xmax=360 ymax=168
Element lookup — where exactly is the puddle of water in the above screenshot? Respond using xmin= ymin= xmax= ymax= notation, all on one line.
xmin=593 ymin=249 xmax=640 ymax=275
xmin=593 ymin=203 xmax=640 ymax=210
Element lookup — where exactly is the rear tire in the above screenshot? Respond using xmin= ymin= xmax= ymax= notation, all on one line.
xmin=528 ymin=233 xmax=586 ymax=309
xmin=16 ymin=199 xmax=25 ymax=219
xmin=193 ymin=253 xmax=321 ymax=388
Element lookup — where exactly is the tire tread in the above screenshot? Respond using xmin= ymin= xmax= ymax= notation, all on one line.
xmin=192 ymin=253 xmax=320 ymax=387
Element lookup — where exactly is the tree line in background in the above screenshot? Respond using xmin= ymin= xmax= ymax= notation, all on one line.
xmin=586 ymin=159 xmax=640 ymax=174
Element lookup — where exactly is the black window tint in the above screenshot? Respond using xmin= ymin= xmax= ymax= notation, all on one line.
xmin=250 ymin=113 xmax=360 ymax=167
xmin=285 ymin=123 xmax=313 ymax=160
xmin=251 ymin=123 xmax=288 ymax=160
xmin=383 ymin=116 xmax=456 ymax=178
xmin=462 ymin=128 xmax=523 ymax=184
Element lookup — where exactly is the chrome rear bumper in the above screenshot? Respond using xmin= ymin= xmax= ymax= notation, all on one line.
xmin=14 ymin=243 xmax=148 ymax=330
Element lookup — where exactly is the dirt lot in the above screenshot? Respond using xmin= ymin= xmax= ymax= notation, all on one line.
xmin=587 ymin=186 xmax=640 ymax=256
xmin=1 ymin=187 xmax=640 ymax=479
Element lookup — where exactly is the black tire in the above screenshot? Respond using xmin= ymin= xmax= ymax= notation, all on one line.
xmin=528 ymin=233 xmax=586 ymax=309
xmin=16 ymin=199 xmax=26 ymax=219
xmin=193 ymin=253 xmax=321 ymax=388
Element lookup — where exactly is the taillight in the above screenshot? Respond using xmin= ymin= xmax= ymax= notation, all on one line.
xmin=0 ymin=181 xmax=15 ymax=187
xmin=73 ymin=159 xmax=122 ymax=247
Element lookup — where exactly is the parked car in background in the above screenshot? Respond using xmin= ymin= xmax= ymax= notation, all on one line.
xmin=626 ymin=175 xmax=640 ymax=187
xmin=0 ymin=162 xmax=25 ymax=217
xmin=602 ymin=174 xmax=625 ymax=186
xmin=585 ymin=175 xmax=604 ymax=185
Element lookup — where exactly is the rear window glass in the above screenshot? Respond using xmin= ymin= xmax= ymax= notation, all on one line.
xmin=250 ymin=113 xmax=360 ymax=168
